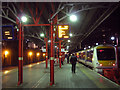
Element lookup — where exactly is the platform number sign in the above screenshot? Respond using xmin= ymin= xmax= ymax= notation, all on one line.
xmin=57 ymin=24 xmax=70 ymax=39
xmin=2 ymin=25 xmax=14 ymax=40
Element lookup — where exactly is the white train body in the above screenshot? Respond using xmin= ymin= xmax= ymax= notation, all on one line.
xmin=77 ymin=45 xmax=117 ymax=71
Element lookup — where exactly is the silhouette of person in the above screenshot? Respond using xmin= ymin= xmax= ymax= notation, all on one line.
xmin=70 ymin=53 xmax=77 ymax=73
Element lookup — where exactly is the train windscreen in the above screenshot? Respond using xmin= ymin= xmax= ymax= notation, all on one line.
xmin=97 ymin=48 xmax=115 ymax=60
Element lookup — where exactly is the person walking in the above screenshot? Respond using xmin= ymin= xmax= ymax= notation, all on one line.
xmin=67 ymin=53 xmax=70 ymax=64
xmin=70 ymin=53 xmax=77 ymax=73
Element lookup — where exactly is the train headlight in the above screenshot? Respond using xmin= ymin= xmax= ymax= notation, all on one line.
xmin=100 ymin=64 xmax=103 ymax=66
xmin=113 ymin=64 xmax=115 ymax=66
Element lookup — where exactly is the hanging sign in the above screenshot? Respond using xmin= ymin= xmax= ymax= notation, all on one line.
xmin=57 ymin=24 xmax=70 ymax=39
xmin=2 ymin=25 xmax=14 ymax=40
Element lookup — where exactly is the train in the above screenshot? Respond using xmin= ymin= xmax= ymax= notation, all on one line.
xmin=76 ymin=45 xmax=117 ymax=72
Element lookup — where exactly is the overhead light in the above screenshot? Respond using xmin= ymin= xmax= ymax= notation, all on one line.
xmin=96 ymin=43 xmax=98 ymax=45
xmin=21 ymin=16 xmax=27 ymax=22
xmin=88 ymin=46 xmax=91 ymax=48
xmin=48 ymin=40 xmax=51 ymax=43
xmin=67 ymin=46 xmax=69 ymax=49
xmin=111 ymin=36 xmax=115 ymax=40
xmin=68 ymin=40 xmax=70 ymax=42
xmin=70 ymin=15 xmax=77 ymax=22
xmin=40 ymin=33 xmax=44 ymax=37
xmin=70 ymin=33 xmax=72 ymax=37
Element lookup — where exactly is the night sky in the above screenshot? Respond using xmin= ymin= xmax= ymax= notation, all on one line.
xmin=82 ymin=5 xmax=120 ymax=48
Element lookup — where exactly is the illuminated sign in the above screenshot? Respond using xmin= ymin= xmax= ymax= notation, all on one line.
xmin=57 ymin=24 xmax=70 ymax=39
xmin=2 ymin=25 xmax=14 ymax=40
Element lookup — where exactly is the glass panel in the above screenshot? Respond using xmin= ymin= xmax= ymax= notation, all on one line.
xmin=97 ymin=48 xmax=115 ymax=60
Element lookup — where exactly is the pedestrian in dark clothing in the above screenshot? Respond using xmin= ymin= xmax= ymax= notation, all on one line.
xmin=70 ymin=53 xmax=77 ymax=73
xmin=67 ymin=54 xmax=70 ymax=64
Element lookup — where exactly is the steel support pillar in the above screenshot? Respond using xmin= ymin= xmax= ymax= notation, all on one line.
xmin=50 ymin=21 xmax=54 ymax=85
xmin=57 ymin=46 xmax=58 ymax=63
xmin=59 ymin=40 xmax=61 ymax=68
xmin=45 ymin=37 xmax=48 ymax=68
xmin=115 ymin=34 xmax=119 ymax=70
xmin=18 ymin=22 xmax=23 ymax=85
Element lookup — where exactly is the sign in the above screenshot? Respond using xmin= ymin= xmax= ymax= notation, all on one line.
xmin=57 ymin=24 xmax=70 ymax=39
xmin=2 ymin=25 xmax=14 ymax=40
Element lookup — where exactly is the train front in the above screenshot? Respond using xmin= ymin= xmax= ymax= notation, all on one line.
xmin=96 ymin=45 xmax=117 ymax=69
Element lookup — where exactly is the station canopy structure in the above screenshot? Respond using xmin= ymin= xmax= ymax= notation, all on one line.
xmin=1 ymin=2 xmax=120 ymax=53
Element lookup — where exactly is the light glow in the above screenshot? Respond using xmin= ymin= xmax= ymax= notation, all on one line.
xmin=37 ymin=62 xmax=40 ymax=64
xmin=70 ymin=33 xmax=72 ymax=37
xmin=70 ymin=15 xmax=77 ymax=22
xmin=48 ymin=40 xmax=51 ymax=43
xmin=96 ymin=43 xmax=98 ymax=45
xmin=111 ymin=36 xmax=115 ymax=40
xmin=68 ymin=40 xmax=70 ymax=42
xmin=21 ymin=16 xmax=27 ymax=22
xmin=4 ymin=70 xmax=10 ymax=74
xmin=43 ymin=53 xmax=45 ymax=56
xmin=40 ymin=33 xmax=44 ymax=37
xmin=28 ymin=52 xmax=33 ymax=56
xmin=5 ymin=51 xmax=9 ymax=56
xmin=28 ymin=64 xmax=32 ymax=67
xmin=88 ymin=46 xmax=91 ymax=48
xmin=100 ymin=64 xmax=103 ymax=66
xmin=36 ymin=52 xmax=40 ymax=57
xmin=113 ymin=64 xmax=115 ymax=66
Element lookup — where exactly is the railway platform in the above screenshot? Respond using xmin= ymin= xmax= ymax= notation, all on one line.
xmin=2 ymin=59 xmax=120 ymax=89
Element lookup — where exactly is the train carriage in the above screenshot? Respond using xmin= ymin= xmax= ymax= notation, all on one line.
xmin=77 ymin=45 xmax=117 ymax=72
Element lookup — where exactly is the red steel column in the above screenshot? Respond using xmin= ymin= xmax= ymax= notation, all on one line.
xmin=18 ymin=22 xmax=23 ymax=85
xmin=50 ymin=21 xmax=54 ymax=85
xmin=116 ymin=35 xmax=119 ymax=70
xmin=116 ymin=46 xmax=119 ymax=70
xmin=21 ymin=25 xmax=24 ymax=82
xmin=59 ymin=40 xmax=61 ymax=68
xmin=45 ymin=37 xmax=48 ymax=68
xmin=56 ymin=46 xmax=58 ymax=63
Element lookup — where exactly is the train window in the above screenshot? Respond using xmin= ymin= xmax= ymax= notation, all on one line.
xmin=87 ymin=51 xmax=93 ymax=61
xmin=97 ymin=48 xmax=115 ymax=60
xmin=79 ymin=53 xmax=81 ymax=59
xmin=83 ymin=52 xmax=85 ymax=60
xmin=79 ymin=52 xmax=85 ymax=60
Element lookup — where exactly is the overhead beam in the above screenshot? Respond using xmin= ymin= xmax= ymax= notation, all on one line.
xmin=24 ymin=24 xmax=50 ymax=26
xmin=58 ymin=6 xmax=107 ymax=22
xmin=12 ymin=3 xmax=17 ymax=15
xmin=0 ymin=15 xmax=16 ymax=24
xmin=28 ymin=3 xmax=36 ymax=24
xmin=24 ymin=35 xmax=44 ymax=42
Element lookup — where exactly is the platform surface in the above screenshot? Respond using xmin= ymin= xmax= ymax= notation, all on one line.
xmin=1 ymin=60 xmax=120 ymax=89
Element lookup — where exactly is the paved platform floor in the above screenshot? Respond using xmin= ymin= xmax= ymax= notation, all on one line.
xmin=1 ymin=60 xmax=120 ymax=89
